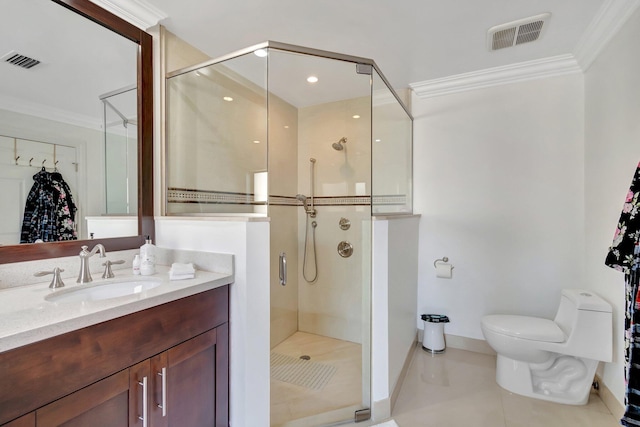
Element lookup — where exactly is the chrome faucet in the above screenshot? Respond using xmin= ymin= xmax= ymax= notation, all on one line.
xmin=77 ymin=244 xmax=106 ymax=283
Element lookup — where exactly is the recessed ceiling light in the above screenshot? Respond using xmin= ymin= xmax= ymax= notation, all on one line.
xmin=284 ymin=125 xmax=289 ymax=129
xmin=223 ymin=96 xmax=233 ymax=102
xmin=254 ymin=49 xmax=268 ymax=57
xmin=307 ymin=76 xmax=318 ymax=83
xmin=352 ymin=115 xmax=360 ymax=119
xmin=253 ymin=140 xmax=261 ymax=144
xmin=375 ymin=139 xmax=381 ymax=142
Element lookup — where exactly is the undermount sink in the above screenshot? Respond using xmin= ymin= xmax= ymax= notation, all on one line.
xmin=45 ymin=279 xmax=162 ymax=303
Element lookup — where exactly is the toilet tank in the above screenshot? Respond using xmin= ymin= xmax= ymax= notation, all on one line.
xmin=553 ymin=289 xmax=613 ymax=362
xmin=554 ymin=289 xmax=611 ymax=335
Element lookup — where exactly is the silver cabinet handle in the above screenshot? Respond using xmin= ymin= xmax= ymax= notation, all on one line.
xmin=157 ymin=367 xmax=167 ymax=417
xmin=138 ymin=376 xmax=148 ymax=427
xmin=279 ymin=252 xmax=287 ymax=286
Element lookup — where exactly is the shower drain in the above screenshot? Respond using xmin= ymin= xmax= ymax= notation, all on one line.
xmin=299 ymin=355 xmax=311 ymax=360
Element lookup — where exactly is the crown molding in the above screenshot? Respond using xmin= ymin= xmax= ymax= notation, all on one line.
xmin=90 ymin=0 xmax=167 ymax=30
xmin=410 ymin=54 xmax=581 ymax=99
xmin=411 ymin=0 xmax=640 ymax=100
xmin=0 ymin=95 xmax=102 ymax=131
xmin=573 ymin=0 xmax=640 ymax=71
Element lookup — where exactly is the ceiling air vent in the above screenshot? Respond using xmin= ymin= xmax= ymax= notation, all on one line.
xmin=1 ymin=51 xmax=41 ymax=69
xmin=487 ymin=13 xmax=551 ymax=51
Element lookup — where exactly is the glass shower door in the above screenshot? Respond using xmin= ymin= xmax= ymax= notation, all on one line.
xmin=267 ymin=48 xmax=372 ymax=426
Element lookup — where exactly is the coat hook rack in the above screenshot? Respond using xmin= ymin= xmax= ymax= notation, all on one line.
xmin=42 ymin=159 xmax=47 ymax=167
xmin=29 ymin=158 xmax=34 ymax=167
xmin=14 ymin=155 xmax=20 ymax=165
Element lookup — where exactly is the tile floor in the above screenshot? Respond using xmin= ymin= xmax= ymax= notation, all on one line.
xmin=386 ymin=346 xmax=621 ymax=427
xmin=272 ymin=335 xmax=621 ymax=427
xmin=270 ymin=331 xmax=363 ymax=426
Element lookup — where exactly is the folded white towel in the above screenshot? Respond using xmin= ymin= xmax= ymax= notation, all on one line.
xmin=169 ymin=272 xmax=195 ymax=281
xmin=171 ymin=262 xmax=195 ymax=274
xmin=169 ymin=263 xmax=196 ymax=281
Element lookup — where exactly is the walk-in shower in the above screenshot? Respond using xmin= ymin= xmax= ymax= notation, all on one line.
xmin=165 ymin=41 xmax=413 ymax=426
xmin=100 ymin=84 xmax=137 ymax=215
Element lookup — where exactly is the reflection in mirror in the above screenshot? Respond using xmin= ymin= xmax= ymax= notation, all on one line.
xmin=0 ymin=0 xmax=153 ymax=264
xmin=0 ymin=0 xmax=137 ymax=244
xmin=102 ymin=85 xmax=138 ymax=216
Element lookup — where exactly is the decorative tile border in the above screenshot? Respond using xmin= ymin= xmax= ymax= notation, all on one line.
xmin=168 ymin=188 xmax=407 ymax=207
xmin=167 ymin=188 xmax=264 ymax=205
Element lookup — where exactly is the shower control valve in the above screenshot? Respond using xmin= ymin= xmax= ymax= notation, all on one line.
xmin=337 ymin=241 xmax=354 ymax=258
xmin=339 ymin=217 xmax=351 ymax=230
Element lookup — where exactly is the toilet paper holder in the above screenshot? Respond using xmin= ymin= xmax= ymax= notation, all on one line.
xmin=433 ymin=257 xmax=453 ymax=269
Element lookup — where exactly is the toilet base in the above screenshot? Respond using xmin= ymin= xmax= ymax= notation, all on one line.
xmin=496 ymin=354 xmax=598 ymax=405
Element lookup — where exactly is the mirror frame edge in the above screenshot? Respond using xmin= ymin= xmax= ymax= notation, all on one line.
xmin=0 ymin=0 xmax=154 ymax=265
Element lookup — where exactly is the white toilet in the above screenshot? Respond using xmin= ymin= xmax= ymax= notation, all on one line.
xmin=481 ymin=289 xmax=612 ymax=405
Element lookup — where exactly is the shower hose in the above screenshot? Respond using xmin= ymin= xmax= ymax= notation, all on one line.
xmin=302 ymin=216 xmax=318 ymax=283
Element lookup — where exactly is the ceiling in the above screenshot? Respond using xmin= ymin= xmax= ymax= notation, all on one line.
xmin=1 ymin=0 xmax=633 ymax=126
xmin=146 ymin=0 xmax=610 ymax=91
xmin=0 ymin=0 xmax=136 ymax=129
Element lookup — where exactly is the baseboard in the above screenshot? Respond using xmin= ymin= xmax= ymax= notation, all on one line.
xmin=390 ymin=339 xmax=417 ymax=412
xmin=594 ymin=374 xmax=624 ymax=420
xmin=444 ymin=334 xmax=496 ymax=355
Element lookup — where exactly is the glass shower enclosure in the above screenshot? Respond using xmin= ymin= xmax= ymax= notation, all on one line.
xmin=101 ymin=85 xmax=138 ymax=215
xmin=166 ymin=41 xmax=412 ymax=426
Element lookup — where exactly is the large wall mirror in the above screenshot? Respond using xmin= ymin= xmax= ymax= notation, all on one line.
xmin=0 ymin=0 xmax=153 ymax=264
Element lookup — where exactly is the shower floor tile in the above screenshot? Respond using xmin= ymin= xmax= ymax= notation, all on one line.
xmin=270 ymin=331 xmax=363 ymax=426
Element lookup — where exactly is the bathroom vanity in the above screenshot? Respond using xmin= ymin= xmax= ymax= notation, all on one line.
xmin=0 ymin=268 xmax=231 ymax=427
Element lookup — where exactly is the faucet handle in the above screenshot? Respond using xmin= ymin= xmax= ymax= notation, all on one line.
xmin=102 ymin=260 xmax=125 ymax=279
xmin=35 ymin=267 xmax=65 ymax=289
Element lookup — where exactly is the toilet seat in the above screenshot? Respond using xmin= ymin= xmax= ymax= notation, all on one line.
xmin=482 ymin=314 xmax=565 ymax=343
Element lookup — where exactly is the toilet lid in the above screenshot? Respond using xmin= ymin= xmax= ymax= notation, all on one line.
xmin=482 ymin=315 xmax=565 ymax=343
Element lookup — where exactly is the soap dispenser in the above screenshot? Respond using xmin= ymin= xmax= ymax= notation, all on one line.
xmin=132 ymin=254 xmax=141 ymax=275
xmin=139 ymin=236 xmax=156 ymax=276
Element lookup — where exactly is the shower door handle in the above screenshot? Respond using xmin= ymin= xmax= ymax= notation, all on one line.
xmin=279 ymin=252 xmax=287 ymax=286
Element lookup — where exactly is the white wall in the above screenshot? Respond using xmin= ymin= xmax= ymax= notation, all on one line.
xmin=155 ymin=218 xmax=271 ymax=427
xmin=584 ymin=7 xmax=640 ymax=406
xmin=412 ymin=74 xmax=585 ymax=339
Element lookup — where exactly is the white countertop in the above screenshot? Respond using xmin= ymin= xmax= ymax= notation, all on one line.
xmin=0 ymin=265 xmax=233 ymax=353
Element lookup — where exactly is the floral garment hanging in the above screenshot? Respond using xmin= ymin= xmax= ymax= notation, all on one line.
xmin=20 ymin=169 xmax=77 ymax=243
xmin=606 ymin=161 xmax=640 ymax=426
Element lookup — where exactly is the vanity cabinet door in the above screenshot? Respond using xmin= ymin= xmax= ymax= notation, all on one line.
xmin=36 ymin=369 xmax=129 ymax=427
xmin=162 ymin=323 xmax=229 ymax=427
xmin=129 ymin=360 xmax=152 ymax=427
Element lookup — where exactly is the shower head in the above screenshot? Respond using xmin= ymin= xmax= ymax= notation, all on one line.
xmin=332 ymin=137 xmax=347 ymax=151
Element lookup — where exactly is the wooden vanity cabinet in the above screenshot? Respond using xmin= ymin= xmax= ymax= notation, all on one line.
xmin=0 ymin=286 xmax=229 ymax=427
xmin=1 ymin=414 xmax=35 ymax=427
